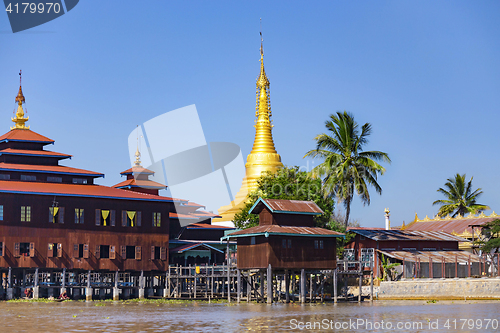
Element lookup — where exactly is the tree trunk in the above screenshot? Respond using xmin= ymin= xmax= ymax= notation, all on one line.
xmin=344 ymin=196 xmax=351 ymax=228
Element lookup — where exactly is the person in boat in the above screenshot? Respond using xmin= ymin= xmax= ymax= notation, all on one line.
xmin=58 ymin=291 xmax=69 ymax=300
xmin=24 ymin=287 xmax=33 ymax=298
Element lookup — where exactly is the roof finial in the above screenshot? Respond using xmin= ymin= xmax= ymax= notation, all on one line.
xmin=260 ymin=18 xmax=263 ymax=57
xmin=11 ymin=71 xmax=29 ymax=130
xmin=134 ymin=125 xmax=141 ymax=166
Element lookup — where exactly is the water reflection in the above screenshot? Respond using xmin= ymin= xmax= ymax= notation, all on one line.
xmin=0 ymin=300 xmax=499 ymax=332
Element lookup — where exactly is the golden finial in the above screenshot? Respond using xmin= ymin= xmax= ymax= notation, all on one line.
xmin=11 ymin=70 xmax=29 ymax=130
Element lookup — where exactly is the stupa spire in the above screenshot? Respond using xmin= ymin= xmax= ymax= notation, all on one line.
xmin=134 ymin=125 xmax=142 ymax=166
xmin=11 ymin=70 xmax=29 ymax=130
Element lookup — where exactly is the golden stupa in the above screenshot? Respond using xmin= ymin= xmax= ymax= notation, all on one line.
xmin=215 ymin=38 xmax=283 ymax=223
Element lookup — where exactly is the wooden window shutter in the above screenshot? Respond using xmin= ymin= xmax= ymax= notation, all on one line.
xmin=135 ymin=246 xmax=141 ymax=260
xmin=47 ymin=243 xmax=54 ymax=258
xmin=160 ymin=246 xmax=166 ymax=261
xmin=121 ymin=245 xmax=126 ymax=259
xmin=110 ymin=245 xmax=116 ymax=259
xmin=95 ymin=245 xmax=101 ymax=259
xmin=157 ymin=212 xmax=161 ymax=227
xmin=74 ymin=208 xmax=78 ymax=223
xmin=110 ymin=210 xmax=116 ymax=227
xmin=80 ymin=209 xmax=84 ymax=224
xmin=0 ymin=242 xmax=4 ymax=257
xmin=152 ymin=212 xmax=156 ymax=227
xmin=73 ymin=244 xmax=79 ymax=258
xmin=83 ymin=244 xmax=89 ymax=259
xmin=29 ymin=242 xmax=35 ymax=257
xmin=95 ymin=209 xmax=101 ymax=226
xmin=58 ymin=207 xmax=64 ymax=224
xmin=14 ymin=242 xmax=20 ymax=257
xmin=137 ymin=211 xmax=142 ymax=227
xmin=57 ymin=243 xmax=63 ymax=258
xmin=121 ymin=211 xmax=126 ymax=227
xmin=151 ymin=246 xmax=155 ymax=260
xmin=49 ymin=207 xmax=54 ymax=223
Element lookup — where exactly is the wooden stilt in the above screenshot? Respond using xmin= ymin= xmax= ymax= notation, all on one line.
xmin=260 ymin=270 xmax=264 ymax=303
xmin=237 ymin=269 xmax=241 ymax=303
xmin=267 ymin=264 xmax=272 ymax=304
xmin=333 ymin=269 xmax=337 ymax=303
xmin=285 ymin=270 xmax=290 ymax=303
xmin=247 ymin=272 xmax=251 ymax=302
xmin=300 ymin=269 xmax=305 ymax=304
xmin=358 ymin=271 xmax=362 ymax=302
xmin=310 ymin=273 xmax=314 ymax=302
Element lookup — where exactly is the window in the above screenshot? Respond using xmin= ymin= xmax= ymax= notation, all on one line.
xmin=361 ymin=248 xmax=374 ymax=268
xmin=122 ymin=210 xmax=141 ymax=227
xmin=21 ymin=206 xmax=31 ymax=222
xmin=282 ymin=239 xmax=287 ymax=248
xmin=72 ymin=178 xmax=87 ymax=184
xmin=0 ymin=174 xmax=10 ymax=180
xmin=15 ymin=242 xmax=34 ymax=257
xmin=74 ymin=208 xmax=84 ymax=224
xmin=0 ymin=205 xmax=3 ymax=221
xmin=96 ymin=245 xmax=111 ymax=259
xmin=151 ymin=246 xmax=166 ymax=260
xmin=122 ymin=245 xmax=137 ymax=259
xmin=95 ymin=209 xmax=116 ymax=226
xmin=47 ymin=176 xmax=62 ymax=183
xmin=153 ymin=212 xmax=161 ymax=227
xmin=288 ymin=239 xmax=292 ymax=249
xmin=72 ymin=244 xmax=89 ymax=259
xmin=47 ymin=243 xmax=62 ymax=258
xmin=49 ymin=207 xmax=64 ymax=223
xmin=20 ymin=175 xmax=36 ymax=181
xmin=314 ymin=240 xmax=318 ymax=249
xmin=344 ymin=248 xmax=356 ymax=268
xmin=250 ymin=237 xmax=255 ymax=245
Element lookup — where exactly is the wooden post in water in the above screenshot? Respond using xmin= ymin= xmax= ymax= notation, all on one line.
xmin=285 ymin=270 xmax=290 ymax=303
xmin=267 ymin=264 xmax=272 ymax=304
xmin=333 ymin=269 xmax=337 ymax=303
xmin=300 ymin=269 xmax=306 ymax=304
xmin=358 ymin=270 xmax=362 ymax=302
xmin=113 ymin=271 xmax=119 ymax=301
xmin=86 ymin=270 xmax=92 ymax=301
xmin=237 ymin=269 xmax=241 ymax=303
xmin=260 ymin=270 xmax=264 ymax=303
xmin=247 ymin=272 xmax=252 ymax=302
xmin=310 ymin=273 xmax=314 ymax=302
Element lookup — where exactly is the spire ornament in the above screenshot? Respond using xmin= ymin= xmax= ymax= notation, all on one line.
xmin=11 ymin=70 xmax=29 ymax=130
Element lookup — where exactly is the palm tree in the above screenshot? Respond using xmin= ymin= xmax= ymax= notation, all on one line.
xmin=433 ymin=173 xmax=489 ymax=217
xmin=304 ymin=111 xmax=390 ymax=227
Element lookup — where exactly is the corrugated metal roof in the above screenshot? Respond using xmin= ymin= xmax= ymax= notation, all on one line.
xmin=377 ymin=249 xmax=482 ymax=263
xmin=350 ymin=229 xmax=467 ymax=242
xmin=404 ymin=217 xmax=496 ymax=235
xmin=0 ymin=180 xmax=179 ymax=202
xmin=169 ymin=242 xmax=223 ymax=254
xmin=0 ymin=129 xmax=54 ymax=144
xmin=224 ymin=224 xmax=344 ymax=239
xmin=249 ymin=198 xmax=323 ymax=215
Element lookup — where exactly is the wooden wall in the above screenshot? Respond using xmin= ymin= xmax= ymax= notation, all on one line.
xmin=236 ymin=236 xmax=337 ymax=270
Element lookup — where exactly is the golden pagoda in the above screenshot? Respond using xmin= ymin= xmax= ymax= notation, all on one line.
xmin=215 ymin=37 xmax=283 ymax=223
xmin=11 ymin=72 xmax=29 ymax=130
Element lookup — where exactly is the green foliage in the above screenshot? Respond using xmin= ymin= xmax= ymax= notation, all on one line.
xmin=476 ymin=219 xmax=500 ymax=253
xmin=433 ymin=173 xmax=490 ymax=218
xmin=304 ymin=111 xmax=390 ymax=227
xmin=380 ymin=254 xmax=401 ymax=281
xmin=233 ymin=166 xmax=335 ymax=229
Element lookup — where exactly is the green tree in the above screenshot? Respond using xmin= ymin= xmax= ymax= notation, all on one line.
xmin=432 ymin=173 xmax=489 ymax=218
xmin=304 ymin=111 xmax=390 ymax=227
xmin=475 ymin=219 xmax=500 ymax=254
xmin=233 ymin=166 xmax=334 ymax=229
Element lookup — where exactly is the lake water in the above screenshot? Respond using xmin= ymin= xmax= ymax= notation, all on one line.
xmin=1 ymin=300 xmax=499 ymax=332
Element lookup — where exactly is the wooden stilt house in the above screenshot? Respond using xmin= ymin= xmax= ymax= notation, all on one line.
xmin=222 ymin=198 xmax=344 ymax=270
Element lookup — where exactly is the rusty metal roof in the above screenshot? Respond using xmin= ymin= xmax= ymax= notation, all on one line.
xmin=249 ymin=198 xmax=324 ymax=215
xmin=350 ymin=229 xmax=467 ymax=242
xmin=377 ymin=249 xmax=482 ymax=263
xmin=222 ymin=224 xmax=344 ymax=240
xmin=404 ymin=217 xmax=497 ymax=235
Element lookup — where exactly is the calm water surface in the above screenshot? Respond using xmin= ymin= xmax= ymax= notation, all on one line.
xmin=1 ymin=300 xmax=499 ymax=332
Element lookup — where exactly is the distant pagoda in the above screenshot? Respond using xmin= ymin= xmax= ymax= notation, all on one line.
xmin=215 ymin=37 xmax=283 ymax=224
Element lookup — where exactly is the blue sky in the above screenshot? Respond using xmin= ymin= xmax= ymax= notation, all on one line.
xmin=1 ymin=1 xmax=499 ymax=227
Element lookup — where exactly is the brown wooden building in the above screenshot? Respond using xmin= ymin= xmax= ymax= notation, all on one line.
xmin=222 ymin=198 xmax=344 ymax=270
xmin=0 ymin=84 xmax=178 ymax=273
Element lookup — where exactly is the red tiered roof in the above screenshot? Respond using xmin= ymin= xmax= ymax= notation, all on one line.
xmin=113 ymin=178 xmax=166 ymax=189
xmin=0 ymin=148 xmax=71 ymax=159
xmin=0 ymin=162 xmax=103 ymax=177
xmin=0 ymin=129 xmax=54 ymax=144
